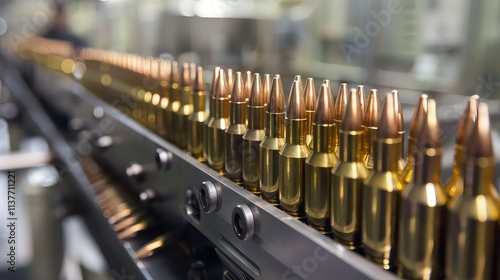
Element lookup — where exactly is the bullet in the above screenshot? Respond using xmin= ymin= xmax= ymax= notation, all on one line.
xmin=227 ymin=68 xmax=234 ymax=95
xmin=243 ymin=71 xmax=252 ymax=100
xmin=393 ymin=90 xmax=406 ymax=171
xmin=279 ymin=81 xmax=311 ymax=218
xmin=398 ymin=99 xmax=447 ymax=279
xmin=242 ymin=74 xmax=266 ymax=194
xmin=263 ymin=74 xmax=271 ymax=104
xmin=165 ymin=61 xmax=180 ymax=143
xmin=446 ymin=103 xmax=500 ymax=280
xmin=203 ymin=67 xmax=220 ymax=162
xmin=333 ymin=84 xmax=348 ymax=156
xmin=443 ymin=95 xmax=479 ymax=198
xmin=207 ymin=69 xmax=230 ymax=173
xmin=400 ymin=95 xmax=428 ymax=185
xmin=260 ymin=75 xmax=285 ymax=206
xmin=357 ymin=85 xmax=366 ymax=121
xmin=157 ymin=59 xmax=171 ymax=137
xmin=225 ymin=72 xmax=248 ymax=183
xmin=331 ymin=88 xmax=369 ymax=249
xmin=362 ymin=92 xmax=404 ymax=268
xmin=187 ymin=66 xmax=208 ymax=161
xmin=362 ymin=89 xmax=380 ymax=170
xmin=175 ymin=63 xmax=194 ymax=150
xmin=304 ymin=78 xmax=317 ymax=148
xmin=294 ymin=75 xmax=304 ymax=94
xmin=305 ymin=83 xmax=338 ymax=234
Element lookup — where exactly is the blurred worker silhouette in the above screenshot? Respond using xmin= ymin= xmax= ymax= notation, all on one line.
xmin=42 ymin=3 xmax=87 ymax=48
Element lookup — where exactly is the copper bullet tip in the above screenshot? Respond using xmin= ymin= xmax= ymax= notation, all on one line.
xmin=363 ymin=89 xmax=380 ymax=128
xmin=249 ymin=73 xmax=265 ymax=106
xmin=377 ymin=92 xmax=399 ymax=139
xmin=267 ymin=75 xmax=285 ymax=113
xmin=231 ymin=72 xmax=245 ymax=103
xmin=333 ymin=83 xmax=348 ymax=120
xmin=181 ymin=63 xmax=192 ymax=87
xmin=287 ymin=81 xmax=306 ymax=119
xmin=190 ymin=63 xmax=196 ymax=83
xmin=409 ymin=94 xmax=428 ymax=138
xmin=341 ymin=88 xmax=363 ymax=131
xmin=214 ymin=69 xmax=228 ymax=99
xmin=323 ymin=79 xmax=335 ymax=108
xmin=456 ymin=95 xmax=479 ymax=146
xmin=171 ymin=61 xmax=180 ymax=84
xmin=263 ymin=74 xmax=271 ymax=105
xmin=227 ymin=68 xmax=234 ymax=91
xmin=304 ymin=78 xmax=317 ymax=111
xmin=193 ymin=66 xmax=205 ymax=92
xmin=314 ymin=84 xmax=335 ymax=124
xmin=159 ymin=59 xmax=171 ymax=83
xmin=392 ymin=90 xmax=404 ymax=131
xmin=209 ymin=66 xmax=221 ymax=97
xmin=417 ymin=99 xmax=441 ymax=149
xmin=244 ymin=71 xmax=252 ymax=100
xmin=357 ymin=85 xmax=366 ymax=118
xmin=467 ymin=103 xmax=493 ymax=158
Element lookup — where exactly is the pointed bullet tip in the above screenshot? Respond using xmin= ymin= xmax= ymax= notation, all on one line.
xmin=193 ymin=66 xmax=206 ymax=91
xmin=363 ymin=89 xmax=380 ymax=127
xmin=304 ymin=78 xmax=317 ymax=111
xmin=417 ymin=99 xmax=441 ymax=149
xmin=214 ymin=69 xmax=228 ymax=98
xmin=263 ymin=74 xmax=271 ymax=105
xmin=409 ymin=94 xmax=428 ymax=138
xmin=456 ymin=95 xmax=479 ymax=145
xmin=209 ymin=66 xmax=220 ymax=96
xmin=341 ymin=88 xmax=363 ymax=131
xmin=333 ymin=84 xmax=348 ymax=120
xmin=392 ymin=90 xmax=404 ymax=131
xmin=287 ymin=81 xmax=306 ymax=119
xmin=171 ymin=61 xmax=180 ymax=84
xmin=268 ymin=76 xmax=285 ymax=113
xmin=181 ymin=63 xmax=192 ymax=86
xmin=467 ymin=103 xmax=493 ymax=158
xmin=314 ymin=84 xmax=335 ymax=124
xmin=243 ymin=71 xmax=253 ymax=100
xmin=231 ymin=72 xmax=245 ymax=102
xmin=377 ymin=92 xmax=399 ymax=138
xmin=249 ymin=73 xmax=265 ymax=106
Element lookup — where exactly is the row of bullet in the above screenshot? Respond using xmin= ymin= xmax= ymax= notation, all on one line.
xmin=20 ymin=42 xmax=500 ymax=280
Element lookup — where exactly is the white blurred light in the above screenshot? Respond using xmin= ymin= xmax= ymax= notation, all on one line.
xmin=0 ymin=17 xmax=7 ymax=36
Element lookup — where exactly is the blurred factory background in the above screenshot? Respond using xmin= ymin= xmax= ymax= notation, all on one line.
xmin=1 ymin=0 xmax=499 ymax=96
xmin=0 ymin=1 xmax=499 ymax=280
